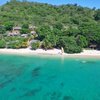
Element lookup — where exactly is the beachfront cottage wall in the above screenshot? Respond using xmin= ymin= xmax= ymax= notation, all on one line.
xmin=12 ymin=27 xmax=22 ymax=34
xmin=8 ymin=27 xmax=21 ymax=36
xmin=89 ymin=44 xmax=97 ymax=49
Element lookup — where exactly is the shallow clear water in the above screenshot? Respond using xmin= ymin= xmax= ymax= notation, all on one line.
xmin=0 ymin=54 xmax=100 ymax=100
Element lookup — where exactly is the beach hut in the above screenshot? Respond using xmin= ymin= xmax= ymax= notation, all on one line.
xmin=30 ymin=31 xmax=36 ymax=35
xmin=12 ymin=26 xmax=21 ymax=35
xmin=89 ymin=44 xmax=97 ymax=49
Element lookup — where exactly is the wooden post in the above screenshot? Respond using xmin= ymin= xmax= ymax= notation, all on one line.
xmin=61 ymin=47 xmax=64 ymax=54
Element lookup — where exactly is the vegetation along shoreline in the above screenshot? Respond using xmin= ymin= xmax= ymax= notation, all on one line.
xmin=0 ymin=0 xmax=100 ymax=54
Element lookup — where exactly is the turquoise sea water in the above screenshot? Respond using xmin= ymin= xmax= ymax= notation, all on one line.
xmin=0 ymin=54 xmax=100 ymax=100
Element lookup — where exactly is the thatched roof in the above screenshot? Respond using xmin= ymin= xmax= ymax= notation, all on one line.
xmin=13 ymin=27 xmax=21 ymax=30
xmin=89 ymin=44 xmax=97 ymax=48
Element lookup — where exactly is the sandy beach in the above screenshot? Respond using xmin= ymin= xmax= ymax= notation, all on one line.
xmin=0 ymin=48 xmax=62 ymax=56
xmin=0 ymin=48 xmax=100 ymax=58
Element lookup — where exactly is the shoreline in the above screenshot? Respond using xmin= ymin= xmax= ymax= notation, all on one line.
xmin=0 ymin=48 xmax=100 ymax=58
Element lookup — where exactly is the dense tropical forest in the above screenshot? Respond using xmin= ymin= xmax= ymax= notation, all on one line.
xmin=0 ymin=0 xmax=100 ymax=53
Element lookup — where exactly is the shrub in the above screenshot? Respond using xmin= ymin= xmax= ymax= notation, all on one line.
xmin=31 ymin=42 xmax=40 ymax=50
xmin=20 ymin=41 xmax=28 ymax=48
xmin=7 ymin=42 xmax=21 ymax=49
xmin=57 ymin=36 xmax=82 ymax=53
xmin=0 ymin=39 xmax=6 ymax=48
xmin=64 ymin=44 xmax=82 ymax=53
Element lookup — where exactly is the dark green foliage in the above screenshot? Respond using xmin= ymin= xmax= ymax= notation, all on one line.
xmin=0 ymin=39 xmax=6 ymax=48
xmin=53 ymin=22 xmax=63 ymax=30
xmin=20 ymin=23 xmax=30 ymax=34
xmin=6 ymin=37 xmax=28 ymax=49
xmin=0 ymin=26 xmax=6 ymax=34
xmin=94 ymin=9 xmax=100 ymax=21
xmin=76 ymin=35 xmax=88 ymax=48
xmin=57 ymin=36 xmax=82 ymax=53
xmin=7 ymin=41 xmax=28 ymax=49
xmin=31 ymin=42 xmax=40 ymax=50
xmin=67 ymin=27 xmax=80 ymax=36
xmin=4 ymin=22 xmax=14 ymax=31
xmin=42 ymin=39 xmax=53 ymax=50
xmin=64 ymin=44 xmax=82 ymax=53
xmin=22 ymin=23 xmax=29 ymax=29
xmin=7 ymin=42 xmax=21 ymax=49
xmin=36 ymin=25 xmax=52 ymax=41
xmin=20 ymin=28 xmax=30 ymax=34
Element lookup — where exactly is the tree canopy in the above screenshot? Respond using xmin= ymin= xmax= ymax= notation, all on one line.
xmin=0 ymin=1 xmax=100 ymax=53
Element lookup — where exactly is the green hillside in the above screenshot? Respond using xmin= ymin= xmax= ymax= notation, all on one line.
xmin=0 ymin=0 xmax=100 ymax=53
xmin=0 ymin=0 xmax=99 ymax=26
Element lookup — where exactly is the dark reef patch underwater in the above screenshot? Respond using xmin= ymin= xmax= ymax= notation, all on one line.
xmin=0 ymin=54 xmax=100 ymax=100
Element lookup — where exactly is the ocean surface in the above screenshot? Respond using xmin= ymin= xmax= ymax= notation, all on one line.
xmin=0 ymin=54 xmax=100 ymax=100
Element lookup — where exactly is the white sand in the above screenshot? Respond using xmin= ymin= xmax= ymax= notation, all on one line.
xmin=0 ymin=48 xmax=100 ymax=58
xmin=0 ymin=48 xmax=62 ymax=55
xmin=64 ymin=50 xmax=100 ymax=58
